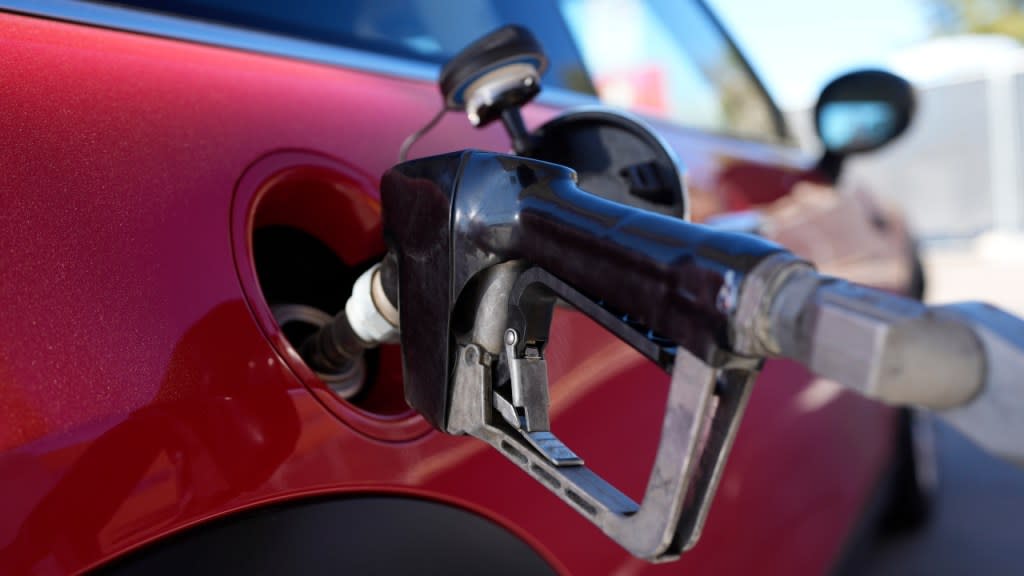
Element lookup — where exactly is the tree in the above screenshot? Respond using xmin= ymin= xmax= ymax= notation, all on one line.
xmin=925 ymin=0 xmax=1024 ymax=42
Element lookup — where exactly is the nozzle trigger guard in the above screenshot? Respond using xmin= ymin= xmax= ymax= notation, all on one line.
xmin=446 ymin=265 xmax=760 ymax=562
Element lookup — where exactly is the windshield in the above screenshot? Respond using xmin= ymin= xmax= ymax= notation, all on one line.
xmin=559 ymin=0 xmax=786 ymax=142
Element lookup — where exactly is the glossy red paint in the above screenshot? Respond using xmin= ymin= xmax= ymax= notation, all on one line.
xmin=0 ymin=11 xmax=896 ymax=575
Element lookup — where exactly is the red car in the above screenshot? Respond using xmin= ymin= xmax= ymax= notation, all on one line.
xmin=0 ymin=1 xmax=926 ymax=574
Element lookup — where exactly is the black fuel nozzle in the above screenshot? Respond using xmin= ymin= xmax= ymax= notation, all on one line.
xmin=381 ymin=150 xmax=786 ymax=429
xmin=376 ymin=150 xmax=790 ymax=560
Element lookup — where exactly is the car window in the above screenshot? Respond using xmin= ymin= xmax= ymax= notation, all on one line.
xmin=558 ymin=0 xmax=786 ymax=142
xmin=101 ymin=0 xmax=596 ymax=95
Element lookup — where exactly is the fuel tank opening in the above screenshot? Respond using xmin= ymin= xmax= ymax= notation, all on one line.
xmin=231 ymin=151 xmax=432 ymax=438
xmin=271 ymin=302 xmax=365 ymax=399
xmin=251 ymin=225 xmax=408 ymax=416
xmin=253 ymin=226 xmax=367 ymax=398
xmin=233 ymin=152 xmax=429 ymax=441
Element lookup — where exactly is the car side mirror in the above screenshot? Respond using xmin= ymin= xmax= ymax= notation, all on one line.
xmin=814 ymin=69 xmax=915 ymax=180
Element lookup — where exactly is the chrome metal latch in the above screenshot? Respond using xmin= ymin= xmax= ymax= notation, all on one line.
xmin=490 ymin=327 xmax=583 ymax=466
xmin=446 ymin=265 xmax=761 ymax=562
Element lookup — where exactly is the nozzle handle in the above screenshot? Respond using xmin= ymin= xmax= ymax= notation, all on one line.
xmin=451 ymin=153 xmax=785 ymax=362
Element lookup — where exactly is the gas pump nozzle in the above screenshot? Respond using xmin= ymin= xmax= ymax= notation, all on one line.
xmin=381 ymin=151 xmax=784 ymax=429
xmin=377 ymin=150 xmax=783 ymax=561
xmin=734 ymin=258 xmax=1022 ymax=466
xmin=309 ymin=149 xmax=1024 ymax=562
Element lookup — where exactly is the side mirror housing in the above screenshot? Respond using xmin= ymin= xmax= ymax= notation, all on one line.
xmin=814 ymin=69 xmax=915 ymax=179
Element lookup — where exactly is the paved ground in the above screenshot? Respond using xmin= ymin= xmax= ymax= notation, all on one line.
xmin=859 ymin=241 xmax=1024 ymax=575
xmin=862 ymin=421 xmax=1024 ymax=575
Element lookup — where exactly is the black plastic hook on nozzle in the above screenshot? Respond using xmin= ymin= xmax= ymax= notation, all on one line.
xmin=439 ymin=25 xmax=548 ymax=154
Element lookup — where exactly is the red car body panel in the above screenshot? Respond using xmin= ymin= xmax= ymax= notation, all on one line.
xmin=0 ymin=11 xmax=896 ymax=575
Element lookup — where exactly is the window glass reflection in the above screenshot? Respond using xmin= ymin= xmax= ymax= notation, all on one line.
xmin=819 ymin=101 xmax=895 ymax=151
xmin=560 ymin=0 xmax=780 ymax=141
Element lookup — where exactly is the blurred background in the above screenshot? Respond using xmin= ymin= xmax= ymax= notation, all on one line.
xmin=710 ymin=1 xmax=1024 ymax=573
xmin=713 ymin=0 xmax=1024 ymax=298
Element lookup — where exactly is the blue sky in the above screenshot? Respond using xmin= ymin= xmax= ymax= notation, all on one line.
xmin=708 ymin=0 xmax=932 ymax=108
